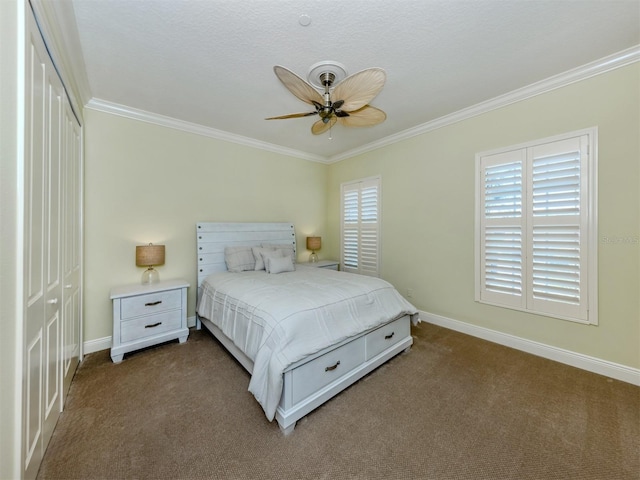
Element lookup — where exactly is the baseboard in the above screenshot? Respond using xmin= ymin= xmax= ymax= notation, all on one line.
xmin=84 ymin=312 xmax=639 ymax=386
xmin=83 ymin=336 xmax=111 ymax=355
xmin=420 ymin=311 xmax=640 ymax=386
xmin=83 ymin=315 xmax=198 ymax=355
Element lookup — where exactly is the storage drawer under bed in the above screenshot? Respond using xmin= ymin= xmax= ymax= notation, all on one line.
xmin=286 ymin=316 xmax=410 ymax=407
xmin=290 ymin=336 xmax=366 ymax=405
xmin=365 ymin=316 xmax=410 ymax=361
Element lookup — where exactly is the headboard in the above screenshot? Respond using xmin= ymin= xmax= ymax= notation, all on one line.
xmin=196 ymin=222 xmax=296 ymax=289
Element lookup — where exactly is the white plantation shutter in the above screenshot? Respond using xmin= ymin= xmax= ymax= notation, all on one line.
xmin=341 ymin=177 xmax=380 ymax=276
xmin=342 ymin=187 xmax=360 ymax=270
xmin=480 ymin=150 xmax=526 ymax=309
xmin=527 ymin=137 xmax=588 ymax=320
xmin=476 ymin=130 xmax=596 ymax=324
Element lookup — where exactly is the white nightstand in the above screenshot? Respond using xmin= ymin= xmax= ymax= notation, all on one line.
xmin=306 ymin=260 xmax=340 ymax=270
xmin=110 ymin=278 xmax=190 ymax=363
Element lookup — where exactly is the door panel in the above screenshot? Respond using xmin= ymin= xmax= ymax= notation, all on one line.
xmin=23 ymin=10 xmax=69 ymax=479
xmin=62 ymin=100 xmax=81 ymax=398
xmin=24 ymin=21 xmax=48 ymax=477
xmin=42 ymin=64 xmax=64 ymax=450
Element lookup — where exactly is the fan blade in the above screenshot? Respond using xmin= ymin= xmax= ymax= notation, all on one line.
xmin=332 ymin=68 xmax=386 ymax=112
xmin=273 ymin=65 xmax=324 ymax=106
xmin=311 ymin=115 xmax=337 ymax=135
xmin=265 ymin=111 xmax=318 ymax=120
xmin=336 ymin=105 xmax=386 ymax=127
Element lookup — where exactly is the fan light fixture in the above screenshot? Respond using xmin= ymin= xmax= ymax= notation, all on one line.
xmin=266 ymin=61 xmax=387 ymax=136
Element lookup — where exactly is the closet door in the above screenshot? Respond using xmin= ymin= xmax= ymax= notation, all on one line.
xmin=23 ymin=11 xmax=64 ymax=479
xmin=61 ymin=99 xmax=82 ymax=400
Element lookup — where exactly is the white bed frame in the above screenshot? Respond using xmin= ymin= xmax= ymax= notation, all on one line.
xmin=195 ymin=222 xmax=413 ymax=434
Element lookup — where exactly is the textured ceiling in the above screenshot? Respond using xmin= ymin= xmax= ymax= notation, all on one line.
xmin=68 ymin=0 xmax=640 ymax=161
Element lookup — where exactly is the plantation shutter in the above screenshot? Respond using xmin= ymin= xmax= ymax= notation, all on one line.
xmin=476 ymin=131 xmax=594 ymax=324
xmin=342 ymin=185 xmax=360 ymax=271
xmin=479 ymin=150 xmax=526 ymax=309
xmin=341 ymin=177 xmax=380 ymax=276
xmin=527 ymin=136 xmax=588 ymax=320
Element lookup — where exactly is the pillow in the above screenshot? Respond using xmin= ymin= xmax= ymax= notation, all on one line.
xmin=266 ymin=255 xmax=295 ymax=274
xmin=252 ymin=246 xmax=278 ymax=271
xmin=260 ymin=249 xmax=284 ymax=273
xmin=261 ymin=243 xmax=296 ymax=264
xmin=224 ymin=246 xmax=255 ymax=272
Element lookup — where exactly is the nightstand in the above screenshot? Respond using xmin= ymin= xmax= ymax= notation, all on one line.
xmin=306 ymin=260 xmax=340 ymax=270
xmin=110 ymin=278 xmax=189 ymax=363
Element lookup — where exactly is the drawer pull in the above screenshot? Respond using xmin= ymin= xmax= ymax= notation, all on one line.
xmin=325 ymin=360 xmax=340 ymax=372
xmin=145 ymin=300 xmax=162 ymax=307
xmin=145 ymin=322 xmax=162 ymax=328
xmin=385 ymin=332 xmax=395 ymax=340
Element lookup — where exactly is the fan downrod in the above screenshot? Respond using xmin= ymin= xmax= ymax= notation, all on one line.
xmin=318 ymin=72 xmax=335 ymax=87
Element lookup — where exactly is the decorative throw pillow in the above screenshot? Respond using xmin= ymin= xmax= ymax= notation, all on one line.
xmin=261 ymin=243 xmax=296 ymax=264
xmin=260 ymin=250 xmax=284 ymax=273
xmin=266 ymin=255 xmax=295 ymax=274
xmin=252 ymin=246 xmax=279 ymax=271
xmin=224 ymin=246 xmax=255 ymax=272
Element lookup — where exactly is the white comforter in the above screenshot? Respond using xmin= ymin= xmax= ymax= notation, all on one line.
xmin=197 ymin=265 xmax=418 ymax=421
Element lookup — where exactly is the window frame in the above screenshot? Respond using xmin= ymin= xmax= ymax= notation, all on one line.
xmin=340 ymin=175 xmax=381 ymax=277
xmin=475 ymin=128 xmax=598 ymax=325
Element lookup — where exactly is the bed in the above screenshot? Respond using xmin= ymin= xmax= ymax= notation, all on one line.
xmin=195 ymin=222 xmax=419 ymax=434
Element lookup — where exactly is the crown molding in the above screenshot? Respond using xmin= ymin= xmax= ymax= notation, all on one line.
xmin=86 ymin=45 xmax=638 ymax=164
xmin=29 ymin=0 xmax=91 ymax=121
xmin=85 ymin=98 xmax=328 ymax=164
xmin=328 ymin=45 xmax=640 ymax=164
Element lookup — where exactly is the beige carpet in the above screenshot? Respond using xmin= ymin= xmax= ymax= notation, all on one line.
xmin=37 ymin=322 xmax=639 ymax=480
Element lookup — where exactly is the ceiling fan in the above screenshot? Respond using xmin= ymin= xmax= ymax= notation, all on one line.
xmin=266 ymin=61 xmax=387 ymax=135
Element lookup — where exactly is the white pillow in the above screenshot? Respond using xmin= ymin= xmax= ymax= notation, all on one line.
xmin=252 ymin=247 xmax=277 ymax=271
xmin=260 ymin=250 xmax=284 ymax=273
xmin=266 ymin=255 xmax=295 ymax=274
xmin=261 ymin=243 xmax=296 ymax=264
xmin=224 ymin=246 xmax=255 ymax=272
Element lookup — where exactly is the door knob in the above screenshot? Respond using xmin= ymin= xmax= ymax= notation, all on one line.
xmin=46 ymin=298 xmax=58 ymax=305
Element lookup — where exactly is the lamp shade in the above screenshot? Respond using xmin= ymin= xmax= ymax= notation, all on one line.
xmin=306 ymin=236 xmax=321 ymax=251
xmin=136 ymin=244 xmax=165 ymax=267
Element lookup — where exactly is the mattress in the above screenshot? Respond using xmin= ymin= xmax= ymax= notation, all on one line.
xmin=197 ymin=264 xmax=418 ymax=420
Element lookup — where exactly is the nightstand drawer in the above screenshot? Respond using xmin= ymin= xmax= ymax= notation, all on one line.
xmin=121 ymin=309 xmax=182 ymax=343
xmin=120 ymin=289 xmax=182 ymax=319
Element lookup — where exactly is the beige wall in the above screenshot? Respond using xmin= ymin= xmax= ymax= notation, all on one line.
xmin=327 ymin=64 xmax=640 ymax=369
xmin=85 ymin=64 xmax=638 ymax=369
xmin=83 ymin=109 xmax=328 ymax=341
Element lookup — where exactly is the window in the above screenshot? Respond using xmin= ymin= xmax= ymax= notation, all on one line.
xmin=341 ymin=176 xmax=381 ymax=276
xmin=475 ymin=129 xmax=598 ymax=324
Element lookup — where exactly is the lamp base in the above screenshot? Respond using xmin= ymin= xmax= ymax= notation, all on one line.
xmin=141 ymin=267 xmax=160 ymax=284
xmin=308 ymin=252 xmax=318 ymax=263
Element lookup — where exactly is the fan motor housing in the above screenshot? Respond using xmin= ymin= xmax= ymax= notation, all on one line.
xmin=308 ymin=61 xmax=347 ymax=89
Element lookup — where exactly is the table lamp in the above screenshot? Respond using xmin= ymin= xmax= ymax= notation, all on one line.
xmin=136 ymin=243 xmax=165 ymax=284
xmin=306 ymin=236 xmax=321 ymax=263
